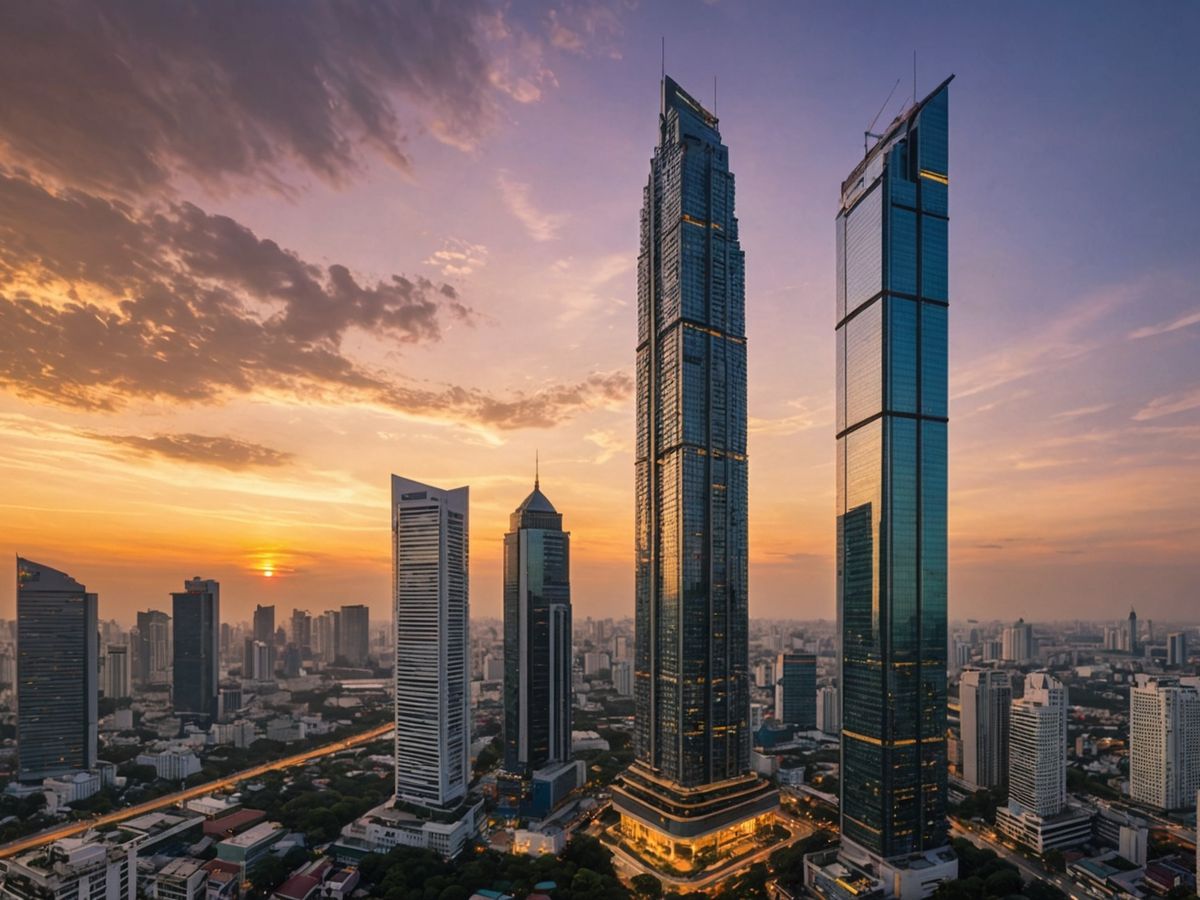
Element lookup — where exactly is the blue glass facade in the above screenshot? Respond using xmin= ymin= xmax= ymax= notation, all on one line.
xmin=836 ymin=79 xmax=952 ymax=860
xmin=634 ymin=76 xmax=749 ymax=788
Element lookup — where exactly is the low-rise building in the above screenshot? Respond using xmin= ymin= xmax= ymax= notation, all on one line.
xmin=335 ymin=799 xmax=481 ymax=861
xmin=156 ymin=858 xmax=208 ymax=900
xmin=137 ymin=749 xmax=202 ymax=781
xmin=0 ymin=831 xmax=141 ymax=900
xmin=215 ymin=822 xmax=283 ymax=875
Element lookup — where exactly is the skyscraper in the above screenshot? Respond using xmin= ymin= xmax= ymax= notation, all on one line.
xmin=291 ymin=609 xmax=312 ymax=658
xmin=104 ymin=644 xmax=131 ymax=700
xmin=340 ymin=604 xmax=370 ymax=667
xmin=248 ymin=603 xmax=275 ymax=678
xmin=1001 ymin=619 xmax=1034 ymax=663
xmin=775 ymin=653 xmax=817 ymax=730
xmin=612 ymin=75 xmax=777 ymax=875
xmin=391 ymin=475 xmax=479 ymax=856
xmin=1127 ymin=607 xmax=1139 ymax=655
xmin=503 ymin=474 xmax=572 ymax=777
xmin=1167 ymin=632 xmax=1187 ymax=667
xmin=959 ymin=668 xmax=1011 ymax=790
xmin=836 ymin=77 xmax=954 ymax=873
xmin=15 ymin=558 xmax=98 ymax=781
xmin=172 ymin=577 xmax=219 ymax=724
xmin=996 ymin=673 xmax=1090 ymax=852
xmin=252 ymin=604 xmax=275 ymax=644
xmin=135 ymin=609 xmax=171 ymax=686
xmin=1129 ymin=675 xmax=1200 ymax=811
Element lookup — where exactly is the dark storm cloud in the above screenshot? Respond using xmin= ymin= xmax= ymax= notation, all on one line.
xmin=89 ymin=432 xmax=295 ymax=470
xmin=0 ymin=0 xmax=494 ymax=195
xmin=0 ymin=171 xmax=630 ymax=428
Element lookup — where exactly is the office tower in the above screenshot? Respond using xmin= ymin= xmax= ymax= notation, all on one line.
xmin=1129 ymin=676 xmax=1200 ymax=811
xmin=503 ymin=474 xmax=572 ymax=777
xmin=959 ymin=668 xmax=1011 ymax=790
xmin=291 ymin=609 xmax=312 ymax=656
xmin=391 ymin=475 xmax=479 ymax=855
xmin=1127 ymin=607 xmax=1139 ymax=655
xmin=1167 ymin=632 xmax=1187 ymax=667
xmin=340 ymin=604 xmax=370 ymax=667
xmin=612 ymin=75 xmax=777 ymax=873
xmin=613 ymin=660 xmax=633 ymax=697
xmin=172 ymin=577 xmax=219 ymax=724
xmin=15 ymin=558 xmax=98 ymax=781
xmin=775 ymin=653 xmax=817 ymax=730
xmin=818 ymin=686 xmax=841 ymax=737
xmin=1002 ymin=619 xmax=1034 ymax=663
xmin=754 ymin=659 xmax=776 ymax=689
xmin=248 ymin=604 xmax=276 ymax=677
xmin=835 ymin=76 xmax=953 ymax=870
xmin=104 ymin=645 xmax=131 ymax=701
xmin=313 ymin=610 xmax=340 ymax=664
xmin=135 ymin=609 xmax=171 ymax=686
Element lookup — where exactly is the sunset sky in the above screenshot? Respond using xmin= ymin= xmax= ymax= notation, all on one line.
xmin=1 ymin=2 xmax=1198 ymax=627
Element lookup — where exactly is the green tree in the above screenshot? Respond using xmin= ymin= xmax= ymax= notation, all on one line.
xmin=631 ymin=873 xmax=663 ymax=900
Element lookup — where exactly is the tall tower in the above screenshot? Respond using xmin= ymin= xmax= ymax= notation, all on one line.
xmin=959 ymin=668 xmax=1011 ymax=791
xmin=612 ymin=75 xmax=777 ymax=873
xmin=339 ymin=604 xmax=370 ymax=667
xmin=1129 ymin=676 xmax=1200 ymax=811
xmin=172 ymin=577 xmax=220 ymax=724
xmin=503 ymin=473 xmax=572 ymax=776
xmin=135 ymin=609 xmax=171 ymax=686
xmin=390 ymin=475 xmax=480 ymax=857
xmin=16 ymin=558 xmax=98 ymax=781
xmin=1128 ymin=606 xmax=1139 ymax=654
xmin=836 ymin=77 xmax=953 ymax=866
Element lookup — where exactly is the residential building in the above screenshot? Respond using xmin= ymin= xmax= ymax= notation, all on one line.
xmin=1129 ymin=675 xmax=1200 ymax=811
xmin=1002 ymin=619 xmax=1034 ymax=663
xmin=959 ymin=668 xmax=1010 ymax=790
xmin=104 ymin=644 xmax=131 ymax=701
xmin=156 ymin=858 xmax=208 ymax=900
xmin=391 ymin=475 xmax=480 ymax=854
xmin=611 ymin=74 xmax=777 ymax=876
xmin=15 ymin=558 xmax=98 ymax=781
xmin=172 ymin=578 xmax=220 ymax=724
xmin=817 ymin=686 xmax=841 ymax=737
xmin=613 ymin=660 xmax=633 ymax=697
xmin=0 ymin=832 xmax=140 ymax=900
xmin=340 ymin=604 xmax=370 ymax=667
xmin=135 ymin=610 xmax=171 ymax=686
xmin=775 ymin=653 xmax=817 ymax=730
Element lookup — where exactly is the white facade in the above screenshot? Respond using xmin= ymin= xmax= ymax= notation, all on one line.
xmin=104 ymin=645 xmax=131 ymax=700
xmin=960 ymin=668 xmax=1011 ymax=790
xmin=1008 ymin=672 xmax=1067 ymax=818
xmin=338 ymin=800 xmax=481 ymax=860
xmin=1129 ymin=676 xmax=1200 ymax=811
xmin=392 ymin=476 xmax=470 ymax=812
xmin=136 ymin=749 xmax=202 ymax=781
xmin=612 ymin=660 xmax=633 ymax=697
xmin=0 ymin=833 xmax=140 ymax=900
xmin=1001 ymin=619 xmax=1034 ymax=663
xmin=817 ymin=686 xmax=840 ymax=736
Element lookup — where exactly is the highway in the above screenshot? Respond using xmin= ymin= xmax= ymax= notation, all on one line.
xmin=0 ymin=722 xmax=394 ymax=860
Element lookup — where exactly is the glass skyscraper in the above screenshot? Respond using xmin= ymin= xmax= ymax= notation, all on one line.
xmin=836 ymin=77 xmax=953 ymax=865
xmin=172 ymin=577 xmax=220 ymax=724
xmin=503 ymin=474 xmax=571 ymax=776
xmin=612 ymin=76 xmax=776 ymax=874
xmin=15 ymin=558 xmax=97 ymax=782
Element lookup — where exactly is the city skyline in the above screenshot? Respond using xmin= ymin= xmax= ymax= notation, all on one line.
xmin=2 ymin=3 xmax=1200 ymax=627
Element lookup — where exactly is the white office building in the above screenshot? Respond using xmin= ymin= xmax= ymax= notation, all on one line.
xmin=0 ymin=832 xmax=140 ymax=900
xmin=817 ymin=686 xmax=840 ymax=737
xmin=1001 ymin=619 xmax=1034 ymax=663
xmin=1129 ymin=675 xmax=1200 ymax=811
xmin=959 ymin=668 xmax=1011 ymax=790
xmin=390 ymin=475 xmax=479 ymax=853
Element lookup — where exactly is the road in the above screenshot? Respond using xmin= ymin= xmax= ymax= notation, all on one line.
xmin=949 ymin=819 xmax=1082 ymax=899
xmin=0 ymin=722 xmax=394 ymax=859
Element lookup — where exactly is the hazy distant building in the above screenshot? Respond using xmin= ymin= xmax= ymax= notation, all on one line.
xmin=775 ymin=653 xmax=816 ymax=730
xmin=613 ymin=660 xmax=633 ymax=697
xmin=1002 ymin=619 xmax=1034 ymax=663
xmin=314 ymin=610 xmax=340 ymax=664
xmin=104 ymin=644 xmax=131 ymax=701
xmin=16 ymin=558 xmax=98 ymax=781
xmin=1127 ymin=607 xmax=1139 ymax=655
xmin=503 ymin=475 xmax=572 ymax=778
xmin=340 ymin=604 xmax=370 ymax=667
xmin=253 ymin=604 xmax=275 ymax=643
xmin=135 ymin=609 xmax=171 ymax=686
xmin=172 ymin=577 xmax=220 ymax=724
xmin=1167 ymin=632 xmax=1187 ymax=667
xmin=1129 ymin=676 xmax=1200 ymax=811
xmin=391 ymin=475 xmax=479 ymax=856
xmin=247 ymin=604 xmax=276 ymax=677
xmin=817 ymin=686 xmax=840 ymax=736
xmin=959 ymin=668 xmax=1011 ymax=790
xmin=291 ymin=609 xmax=312 ymax=657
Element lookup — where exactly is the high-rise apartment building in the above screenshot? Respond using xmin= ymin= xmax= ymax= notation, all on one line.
xmin=135 ymin=609 xmax=171 ymax=686
xmin=16 ymin=558 xmax=98 ymax=781
xmin=612 ymin=75 xmax=777 ymax=874
xmin=340 ymin=604 xmax=370 ymax=667
xmin=835 ymin=76 xmax=954 ymax=870
xmin=959 ymin=668 xmax=1011 ymax=790
xmin=314 ymin=610 xmax=341 ymax=664
xmin=291 ymin=609 xmax=312 ymax=656
xmin=1129 ymin=676 xmax=1200 ymax=811
xmin=252 ymin=604 xmax=275 ymax=644
xmin=503 ymin=475 xmax=572 ymax=777
xmin=818 ymin=686 xmax=841 ymax=737
xmin=775 ymin=653 xmax=817 ymax=730
xmin=172 ymin=577 xmax=219 ymax=724
xmin=248 ymin=604 xmax=276 ymax=677
xmin=104 ymin=644 xmax=131 ymax=701
xmin=391 ymin=475 xmax=479 ymax=855
xmin=1002 ymin=619 xmax=1034 ymax=663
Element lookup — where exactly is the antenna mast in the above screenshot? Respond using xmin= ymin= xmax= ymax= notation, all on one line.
xmin=864 ymin=78 xmax=901 ymax=155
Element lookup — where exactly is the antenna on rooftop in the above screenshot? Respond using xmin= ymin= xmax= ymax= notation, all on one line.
xmin=535 ymin=449 xmax=540 ymax=490
xmin=913 ymin=50 xmax=918 ymax=106
xmin=661 ymin=36 xmax=665 ymax=80
xmin=713 ymin=75 xmax=717 ymax=114
xmin=864 ymin=77 xmax=901 ymax=155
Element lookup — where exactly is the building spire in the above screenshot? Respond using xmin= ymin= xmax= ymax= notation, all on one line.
xmin=535 ymin=449 xmax=539 ymax=491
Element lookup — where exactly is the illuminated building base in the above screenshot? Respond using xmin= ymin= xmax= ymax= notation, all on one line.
xmin=609 ymin=764 xmax=779 ymax=877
